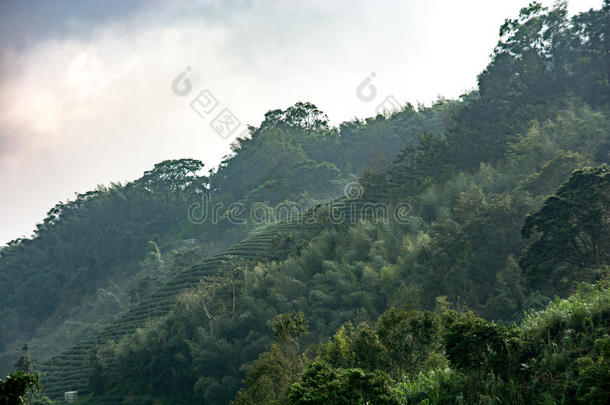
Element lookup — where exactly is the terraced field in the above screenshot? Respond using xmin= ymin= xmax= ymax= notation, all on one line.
xmin=38 ymin=219 xmax=314 ymax=400
xmin=39 ymin=198 xmax=375 ymax=401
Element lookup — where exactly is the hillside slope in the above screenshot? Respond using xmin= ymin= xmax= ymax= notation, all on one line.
xmin=38 ymin=218 xmax=319 ymax=399
xmin=2 ymin=2 xmax=608 ymax=404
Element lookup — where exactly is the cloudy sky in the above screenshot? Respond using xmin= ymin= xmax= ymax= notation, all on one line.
xmin=0 ymin=0 xmax=602 ymax=245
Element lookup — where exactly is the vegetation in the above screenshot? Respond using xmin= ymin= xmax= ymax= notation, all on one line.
xmin=0 ymin=370 xmax=40 ymax=405
xmin=0 ymin=1 xmax=608 ymax=404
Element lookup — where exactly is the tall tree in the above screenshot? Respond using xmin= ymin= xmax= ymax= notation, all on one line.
xmin=135 ymin=158 xmax=206 ymax=203
xmin=520 ymin=166 xmax=609 ymax=289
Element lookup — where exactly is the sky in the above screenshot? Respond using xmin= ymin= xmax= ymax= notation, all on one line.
xmin=0 ymin=0 xmax=603 ymax=245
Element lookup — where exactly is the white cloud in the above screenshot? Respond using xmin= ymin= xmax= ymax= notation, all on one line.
xmin=0 ymin=0 xmax=603 ymax=244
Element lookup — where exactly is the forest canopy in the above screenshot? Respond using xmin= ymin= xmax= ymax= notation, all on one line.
xmin=0 ymin=1 xmax=608 ymax=404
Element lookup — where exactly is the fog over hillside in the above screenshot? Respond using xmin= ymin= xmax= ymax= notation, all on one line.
xmin=0 ymin=1 xmax=608 ymax=404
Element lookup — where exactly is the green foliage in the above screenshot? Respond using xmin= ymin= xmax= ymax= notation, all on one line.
xmin=233 ymin=312 xmax=310 ymax=405
xmin=0 ymin=370 xmax=39 ymax=405
xmin=376 ymin=309 xmax=441 ymax=378
xmin=273 ymin=312 xmax=309 ymax=343
xmin=521 ymin=166 xmax=609 ymax=291
xmin=395 ymin=367 xmax=459 ymax=405
xmin=447 ymin=2 xmax=609 ymax=168
xmin=576 ymin=335 xmax=610 ymax=404
xmin=4 ymin=3 xmax=608 ymax=404
xmin=134 ymin=158 xmax=206 ymax=203
xmin=231 ymin=270 xmax=610 ymax=404
xmin=396 ymin=279 xmax=610 ymax=404
xmin=287 ymin=361 xmax=399 ymax=405
xmin=13 ymin=345 xmax=31 ymax=374
xmin=443 ymin=315 xmax=515 ymax=376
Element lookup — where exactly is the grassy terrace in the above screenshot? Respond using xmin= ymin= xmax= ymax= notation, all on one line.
xmin=38 ymin=198 xmax=372 ymax=400
xmin=38 ymin=219 xmax=317 ymax=400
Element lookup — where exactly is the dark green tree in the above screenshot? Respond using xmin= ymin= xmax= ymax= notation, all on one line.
xmin=233 ymin=312 xmax=310 ymax=405
xmin=135 ymin=158 xmax=206 ymax=203
xmin=376 ymin=309 xmax=441 ymax=378
xmin=13 ymin=345 xmax=31 ymax=373
xmin=520 ymin=166 xmax=609 ymax=289
xmin=443 ymin=315 xmax=513 ymax=377
xmin=287 ymin=361 xmax=399 ymax=405
xmin=0 ymin=371 xmax=39 ymax=405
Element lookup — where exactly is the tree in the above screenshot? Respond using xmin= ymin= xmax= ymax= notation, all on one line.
xmin=520 ymin=166 xmax=609 ymax=289
xmin=13 ymin=345 xmax=31 ymax=373
xmin=446 ymin=2 xmax=590 ymax=168
xmin=0 ymin=371 xmax=39 ymax=405
xmin=233 ymin=312 xmax=309 ymax=405
xmin=393 ymin=133 xmax=449 ymax=181
xmin=569 ymin=1 xmax=610 ymax=106
xmin=443 ymin=315 xmax=513 ymax=376
xmin=287 ymin=361 xmax=399 ymax=405
xmin=376 ymin=309 xmax=441 ymax=378
xmin=135 ymin=158 xmax=206 ymax=203
xmin=257 ymin=102 xmax=329 ymax=133
xmin=87 ymin=344 xmax=106 ymax=395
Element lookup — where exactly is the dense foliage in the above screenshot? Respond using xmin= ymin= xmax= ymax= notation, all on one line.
xmin=0 ymin=370 xmax=40 ymax=405
xmin=0 ymin=1 xmax=608 ymax=403
xmin=0 ymin=99 xmax=444 ymax=373
xmin=227 ymin=274 xmax=608 ymax=404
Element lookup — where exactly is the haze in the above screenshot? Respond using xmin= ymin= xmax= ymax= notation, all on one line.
xmin=0 ymin=0 xmax=601 ymax=245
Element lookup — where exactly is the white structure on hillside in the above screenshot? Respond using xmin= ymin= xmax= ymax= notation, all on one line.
xmin=64 ymin=391 xmax=78 ymax=403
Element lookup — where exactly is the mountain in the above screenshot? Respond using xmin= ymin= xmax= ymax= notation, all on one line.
xmin=0 ymin=101 xmax=446 ymax=377
xmin=1 ymin=1 xmax=608 ymax=404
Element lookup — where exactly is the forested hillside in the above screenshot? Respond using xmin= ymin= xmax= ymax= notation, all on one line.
xmin=0 ymin=101 xmax=444 ymax=374
xmin=1 ymin=1 xmax=608 ymax=404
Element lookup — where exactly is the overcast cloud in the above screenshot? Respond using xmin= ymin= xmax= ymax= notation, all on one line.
xmin=0 ymin=0 xmax=602 ymax=245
